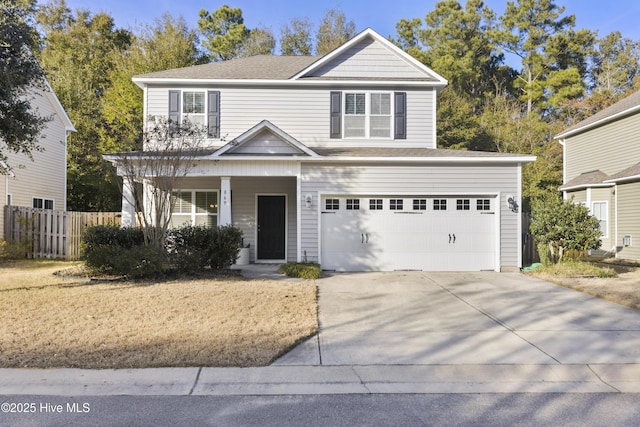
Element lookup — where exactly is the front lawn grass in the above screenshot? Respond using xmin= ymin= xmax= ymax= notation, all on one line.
xmin=0 ymin=260 xmax=317 ymax=368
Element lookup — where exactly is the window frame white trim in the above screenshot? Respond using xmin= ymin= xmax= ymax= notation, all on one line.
xmin=170 ymin=189 xmax=220 ymax=228
xmin=591 ymin=200 xmax=609 ymax=238
xmin=32 ymin=196 xmax=54 ymax=210
xmin=342 ymin=90 xmax=393 ymax=139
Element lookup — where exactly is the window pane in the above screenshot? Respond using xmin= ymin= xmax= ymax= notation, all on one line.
xmin=196 ymin=192 xmax=217 ymax=214
xmin=183 ymin=92 xmax=204 ymax=114
xmin=173 ymin=192 xmax=192 ymax=214
xmin=344 ymin=116 xmax=366 ymax=137
xmin=371 ymin=93 xmax=390 ymax=115
xmin=170 ymin=214 xmax=192 ymax=228
xmin=44 ymin=199 xmax=54 ymax=210
xmin=370 ymin=116 xmax=390 ymax=137
xmin=345 ymin=93 xmax=365 ymax=114
xmin=33 ymin=198 xmax=43 ymax=209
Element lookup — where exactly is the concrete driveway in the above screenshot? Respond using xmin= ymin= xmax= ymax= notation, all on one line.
xmin=275 ymin=272 xmax=640 ymax=365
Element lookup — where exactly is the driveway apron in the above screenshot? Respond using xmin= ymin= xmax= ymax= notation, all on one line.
xmin=275 ymin=272 xmax=640 ymax=366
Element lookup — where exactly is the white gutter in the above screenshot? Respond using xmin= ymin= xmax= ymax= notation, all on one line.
xmin=132 ymin=77 xmax=447 ymax=90
xmin=604 ymin=173 xmax=640 ymax=184
xmin=559 ymin=183 xmax=613 ymax=192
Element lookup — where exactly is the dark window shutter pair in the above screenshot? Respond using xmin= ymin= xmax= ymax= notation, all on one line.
xmin=168 ymin=90 xmax=220 ymax=138
xmin=329 ymin=91 xmax=406 ymax=139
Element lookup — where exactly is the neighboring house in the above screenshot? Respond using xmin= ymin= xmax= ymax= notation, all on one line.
xmin=113 ymin=28 xmax=535 ymax=272
xmin=556 ymin=90 xmax=640 ymax=259
xmin=1 ymin=81 xmax=75 ymax=240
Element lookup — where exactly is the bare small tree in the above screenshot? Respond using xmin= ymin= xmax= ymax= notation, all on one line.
xmin=107 ymin=116 xmax=211 ymax=249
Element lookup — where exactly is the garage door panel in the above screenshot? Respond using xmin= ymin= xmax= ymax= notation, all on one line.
xmin=321 ymin=196 xmax=496 ymax=272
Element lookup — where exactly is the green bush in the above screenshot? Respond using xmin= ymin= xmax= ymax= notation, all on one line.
xmin=82 ymin=225 xmax=163 ymax=277
xmin=166 ymin=225 xmax=212 ymax=274
xmin=279 ymin=262 xmax=321 ymax=280
xmin=81 ymin=224 xmax=243 ymax=277
xmin=209 ymin=225 xmax=243 ymax=270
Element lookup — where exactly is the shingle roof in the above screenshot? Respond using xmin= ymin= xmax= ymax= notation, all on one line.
xmin=559 ymin=170 xmax=611 ymax=190
xmin=134 ymin=55 xmax=320 ymax=80
xmin=605 ymin=162 xmax=640 ymax=182
xmin=555 ymin=90 xmax=640 ymax=138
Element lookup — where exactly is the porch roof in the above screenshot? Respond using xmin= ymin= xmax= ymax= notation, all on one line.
xmin=560 ymin=170 xmax=612 ymax=191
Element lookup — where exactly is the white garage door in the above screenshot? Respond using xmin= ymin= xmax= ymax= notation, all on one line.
xmin=321 ymin=196 xmax=496 ymax=271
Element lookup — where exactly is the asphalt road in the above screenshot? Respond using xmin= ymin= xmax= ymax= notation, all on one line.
xmin=2 ymin=394 xmax=640 ymax=426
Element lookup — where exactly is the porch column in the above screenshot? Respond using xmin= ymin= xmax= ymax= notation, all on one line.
xmin=121 ymin=178 xmax=136 ymax=227
xmin=219 ymin=176 xmax=232 ymax=226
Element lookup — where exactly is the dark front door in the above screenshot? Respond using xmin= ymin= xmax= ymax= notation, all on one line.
xmin=257 ymin=195 xmax=286 ymax=260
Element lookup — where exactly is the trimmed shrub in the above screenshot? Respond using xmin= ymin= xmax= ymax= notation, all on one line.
xmin=82 ymin=226 xmax=163 ymax=277
xmin=279 ymin=262 xmax=321 ymax=280
xmin=210 ymin=225 xmax=243 ymax=270
xmin=166 ymin=225 xmax=212 ymax=274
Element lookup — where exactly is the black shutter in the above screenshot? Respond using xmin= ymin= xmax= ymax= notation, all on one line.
xmin=394 ymin=92 xmax=407 ymax=139
xmin=207 ymin=90 xmax=220 ymax=138
xmin=330 ymin=91 xmax=342 ymax=139
xmin=168 ymin=90 xmax=181 ymax=125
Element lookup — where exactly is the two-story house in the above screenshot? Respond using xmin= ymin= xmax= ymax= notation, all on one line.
xmin=1 ymin=81 xmax=75 ymax=240
xmin=112 ymin=28 xmax=534 ymax=271
xmin=555 ymin=90 xmax=640 ymax=260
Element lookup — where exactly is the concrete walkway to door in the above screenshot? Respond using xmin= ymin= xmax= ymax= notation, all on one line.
xmin=274 ymin=271 xmax=640 ymax=391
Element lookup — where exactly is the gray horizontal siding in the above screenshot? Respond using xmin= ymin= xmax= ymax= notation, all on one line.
xmin=616 ymin=182 xmax=640 ymax=260
xmin=300 ymin=162 xmax=521 ymax=269
xmin=309 ymin=37 xmax=426 ymax=79
xmin=144 ymin=86 xmax=436 ymax=149
xmin=564 ymin=114 xmax=640 ymax=182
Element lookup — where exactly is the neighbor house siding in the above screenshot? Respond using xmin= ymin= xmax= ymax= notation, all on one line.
xmin=308 ymin=37 xmax=426 ymax=79
xmin=144 ymin=85 xmax=436 ymax=149
xmin=616 ymin=182 xmax=640 ymax=259
xmin=590 ymin=187 xmax=615 ymax=251
xmin=564 ymin=114 xmax=640 ymax=182
xmin=299 ymin=162 xmax=520 ymax=269
xmin=1 ymin=90 xmax=67 ymax=239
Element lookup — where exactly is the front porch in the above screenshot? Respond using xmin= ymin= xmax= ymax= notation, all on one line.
xmin=121 ymin=175 xmax=301 ymax=264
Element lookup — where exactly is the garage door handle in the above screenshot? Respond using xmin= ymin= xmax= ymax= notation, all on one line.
xmin=449 ymin=234 xmax=451 ymax=244
xmin=453 ymin=234 xmax=456 ymax=244
xmin=362 ymin=233 xmax=364 ymax=244
xmin=366 ymin=233 xmax=369 ymax=243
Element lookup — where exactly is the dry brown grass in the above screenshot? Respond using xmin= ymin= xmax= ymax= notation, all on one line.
xmin=0 ymin=260 xmax=317 ymax=368
xmin=529 ymin=259 xmax=640 ymax=310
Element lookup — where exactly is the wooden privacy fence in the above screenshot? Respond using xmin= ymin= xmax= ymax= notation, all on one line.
xmin=3 ymin=206 xmax=121 ymax=260
xmin=522 ymin=212 xmax=540 ymax=267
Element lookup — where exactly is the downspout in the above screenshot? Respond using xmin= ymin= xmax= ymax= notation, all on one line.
xmin=558 ymin=138 xmax=567 ymax=199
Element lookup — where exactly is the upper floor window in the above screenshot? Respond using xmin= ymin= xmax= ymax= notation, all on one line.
xmin=169 ymin=90 xmax=220 ymax=138
xmin=344 ymin=92 xmax=391 ymax=138
xmin=182 ymin=92 xmax=205 ymax=126
xmin=330 ymin=91 xmax=405 ymax=140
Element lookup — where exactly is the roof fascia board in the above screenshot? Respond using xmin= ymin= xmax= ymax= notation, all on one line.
xmin=560 ymin=183 xmax=614 ymax=191
xmin=44 ymin=80 xmax=76 ymax=132
xmin=604 ymin=174 xmax=640 ymax=184
xmin=555 ymin=105 xmax=640 ymax=139
xmin=132 ymin=77 xmax=446 ymax=89
xmin=204 ymin=155 xmax=537 ymax=163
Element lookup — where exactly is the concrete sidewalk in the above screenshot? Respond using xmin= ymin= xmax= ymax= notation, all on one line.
xmin=1 ymin=364 xmax=640 ymax=395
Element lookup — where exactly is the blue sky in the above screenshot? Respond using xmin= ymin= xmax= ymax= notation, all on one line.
xmin=56 ymin=0 xmax=640 ymax=47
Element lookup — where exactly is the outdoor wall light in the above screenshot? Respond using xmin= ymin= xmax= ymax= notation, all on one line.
xmin=506 ymin=195 xmax=519 ymax=213
xmin=305 ymin=194 xmax=313 ymax=208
